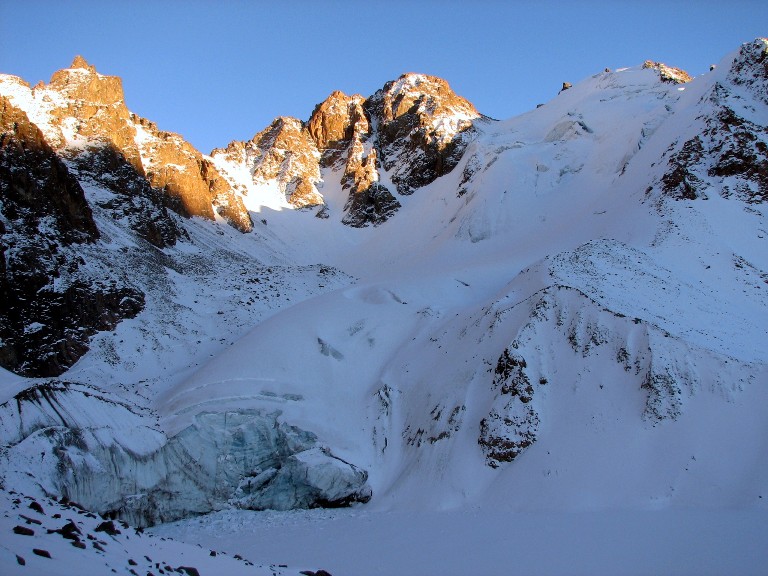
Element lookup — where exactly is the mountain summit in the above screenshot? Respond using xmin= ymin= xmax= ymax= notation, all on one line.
xmin=212 ymin=72 xmax=479 ymax=226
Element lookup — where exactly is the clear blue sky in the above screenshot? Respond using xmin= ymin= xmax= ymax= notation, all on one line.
xmin=1 ymin=1 xmax=765 ymax=153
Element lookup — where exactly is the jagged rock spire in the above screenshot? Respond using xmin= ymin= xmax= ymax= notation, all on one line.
xmin=70 ymin=55 xmax=96 ymax=72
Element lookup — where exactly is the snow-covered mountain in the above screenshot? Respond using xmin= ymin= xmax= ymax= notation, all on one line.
xmin=1 ymin=39 xmax=767 ymax=575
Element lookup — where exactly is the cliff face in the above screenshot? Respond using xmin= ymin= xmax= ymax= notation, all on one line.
xmin=659 ymin=38 xmax=768 ymax=203
xmin=308 ymin=90 xmax=400 ymax=227
xmin=364 ymin=73 xmax=480 ymax=196
xmin=132 ymin=114 xmax=252 ymax=231
xmin=2 ymin=56 xmax=252 ymax=233
xmin=0 ymin=96 xmax=143 ymax=376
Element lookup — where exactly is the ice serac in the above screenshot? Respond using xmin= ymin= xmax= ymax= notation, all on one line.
xmin=0 ymin=96 xmax=144 ymax=376
xmin=0 ymin=382 xmax=372 ymax=527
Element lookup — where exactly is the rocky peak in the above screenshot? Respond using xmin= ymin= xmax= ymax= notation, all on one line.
xmin=48 ymin=55 xmax=124 ymax=104
xmin=0 ymin=58 xmax=253 ymax=233
xmin=213 ymin=116 xmax=324 ymax=210
xmin=364 ymin=73 xmax=480 ymax=195
xmin=726 ymin=38 xmax=768 ymax=105
xmin=369 ymin=73 xmax=479 ymax=129
xmin=45 ymin=56 xmax=142 ymax=170
xmin=659 ymin=39 xmax=768 ymax=204
xmin=641 ymin=60 xmax=692 ymax=84
xmin=307 ymin=91 xmax=369 ymax=164
xmin=220 ymin=72 xmax=480 ymax=226
xmin=70 ymin=54 xmax=97 ymax=72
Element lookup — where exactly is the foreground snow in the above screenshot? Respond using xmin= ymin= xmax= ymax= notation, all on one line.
xmin=0 ymin=490 xmax=293 ymax=576
xmin=150 ymin=505 xmax=768 ymax=576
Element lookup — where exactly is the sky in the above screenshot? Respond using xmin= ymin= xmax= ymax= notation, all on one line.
xmin=1 ymin=0 xmax=765 ymax=154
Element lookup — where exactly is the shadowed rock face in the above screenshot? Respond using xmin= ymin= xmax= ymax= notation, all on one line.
xmin=661 ymin=41 xmax=768 ymax=203
xmin=727 ymin=37 xmax=768 ymax=105
xmin=66 ymin=143 xmax=187 ymax=248
xmin=0 ymin=95 xmax=97 ymax=241
xmin=0 ymin=97 xmax=144 ymax=376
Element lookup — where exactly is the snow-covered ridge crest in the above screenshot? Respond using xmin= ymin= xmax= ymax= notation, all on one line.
xmin=726 ymin=36 xmax=768 ymax=105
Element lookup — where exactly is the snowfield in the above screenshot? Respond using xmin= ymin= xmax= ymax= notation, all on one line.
xmin=2 ymin=39 xmax=767 ymax=575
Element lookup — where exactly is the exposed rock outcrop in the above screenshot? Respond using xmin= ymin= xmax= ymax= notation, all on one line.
xmin=364 ymin=73 xmax=480 ymax=196
xmin=726 ymin=37 xmax=768 ymax=105
xmin=478 ymin=349 xmax=539 ymax=467
xmin=642 ymin=60 xmax=693 ymax=84
xmin=213 ymin=74 xmax=479 ymax=226
xmin=212 ymin=116 xmax=324 ymax=209
xmin=3 ymin=56 xmax=252 ymax=232
xmin=133 ymin=114 xmax=252 ymax=231
xmin=660 ymin=43 xmax=768 ymax=203
xmin=0 ymin=96 xmax=144 ymax=376
xmin=307 ymin=91 xmax=368 ymax=165
xmin=46 ymin=56 xmax=142 ymax=168
xmin=309 ymin=90 xmax=401 ymax=227
xmin=66 ymin=143 xmax=186 ymax=248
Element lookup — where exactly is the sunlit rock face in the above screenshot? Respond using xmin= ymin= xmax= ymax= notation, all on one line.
xmin=213 ymin=73 xmax=479 ymax=226
xmin=364 ymin=73 xmax=480 ymax=196
xmin=2 ymin=56 xmax=252 ymax=232
xmin=131 ymin=113 xmax=252 ymax=231
xmin=641 ymin=60 xmax=692 ymax=84
xmin=212 ymin=116 xmax=324 ymax=209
